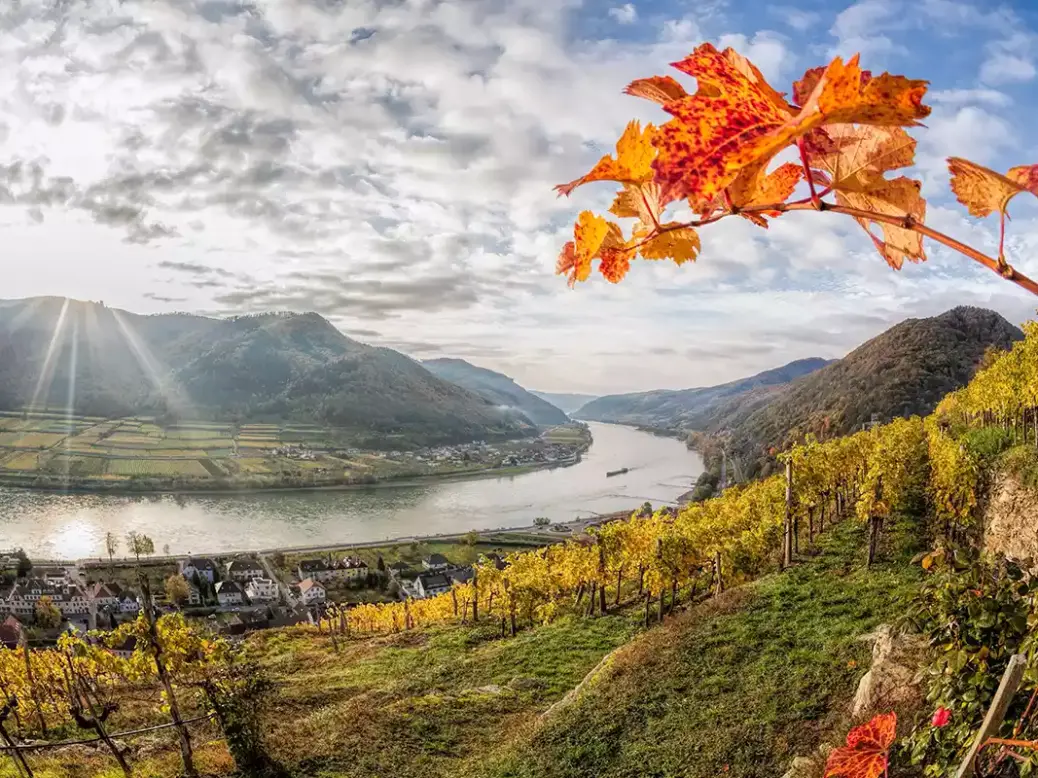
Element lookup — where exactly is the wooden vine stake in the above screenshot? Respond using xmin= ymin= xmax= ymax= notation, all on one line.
xmin=955 ymin=654 xmax=1027 ymax=778
xmin=0 ymin=697 xmax=33 ymax=778
xmin=783 ymin=458 xmax=794 ymax=568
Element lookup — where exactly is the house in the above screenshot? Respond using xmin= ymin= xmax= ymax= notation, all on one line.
xmin=268 ymin=605 xmax=312 ymax=629
xmin=413 ymin=572 xmax=451 ymax=599
xmin=446 ymin=566 xmax=475 ymax=585
xmin=180 ymin=557 xmax=218 ymax=583
xmin=297 ymin=559 xmax=334 ymax=583
xmin=215 ymin=580 xmax=245 ymax=606
xmin=0 ymin=580 xmax=91 ymax=617
xmin=185 ymin=580 xmax=202 ymax=606
xmin=422 ymin=554 xmax=452 ymax=572
xmin=482 ymin=553 xmax=507 ymax=571
xmin=36 ymin=567 xmax=72 ymax=586
xmin=297 ymin=578 xmax=326 ymax=605
xmin=109 ymin=635 xmax=138 ymax=659
xmin=245 ymin=578 xmax=278 ymax=602
xmin=340 ymin=556 xmax=369 ymax=581
xmin=87 ymin=582 xmax=122 ymax=609
xmin=0 ymin=616 xmax=22 ymax=649
xmin=225 ymin=558 xmax=265 ymax=583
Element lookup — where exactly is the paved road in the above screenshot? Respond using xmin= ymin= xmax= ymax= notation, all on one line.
xmin=257 ymin=552 xmax=296 ymax=606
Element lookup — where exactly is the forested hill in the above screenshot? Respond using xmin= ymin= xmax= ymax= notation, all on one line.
xmin=719 ymin=306 xmax=1023 ymax=477
xmin=0 ymin=297 xmax=531 ymax=447
xmin=573 ymin=357 xmax=833 ymax=428
xmin=422 ymin=358 xmax=569 ymax=426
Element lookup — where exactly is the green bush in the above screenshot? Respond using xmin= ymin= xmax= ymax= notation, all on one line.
xmin=960 ymin=426 xmax=1015 ymax=463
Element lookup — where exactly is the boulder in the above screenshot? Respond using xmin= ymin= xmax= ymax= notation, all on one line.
xmin=851 ymin=624 xmax=926 ymax=719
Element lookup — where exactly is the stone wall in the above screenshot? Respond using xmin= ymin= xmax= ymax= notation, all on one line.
xmin=982 ymin=471 xmax=1038 ymax=564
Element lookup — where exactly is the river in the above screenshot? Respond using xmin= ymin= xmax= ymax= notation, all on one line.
xmin=0 ymin=423 xmax=702 ymax=558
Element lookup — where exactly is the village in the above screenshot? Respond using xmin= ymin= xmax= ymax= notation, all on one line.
xmin=0 ymin=540 xmax=527 ymax=650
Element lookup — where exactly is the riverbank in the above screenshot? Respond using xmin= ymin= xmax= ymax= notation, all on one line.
xmin=0 ymin=423 xmax=592 ymax=495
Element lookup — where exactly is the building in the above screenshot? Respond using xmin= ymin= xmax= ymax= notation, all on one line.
xmin=0 ymin=616 xmax=22 ymax=649
xmin=0 ymin=580 xmax=91 ymax=617
xmin=340 ymin=556 xmax=369 ymax=580
xmin=87 ymin=582 xmax=122 ymax=609
xmin=36 ymin=567 xmax=72 ymax=586
xmin=180 ymin=558 xmax=218 ymax=583
xmin=422 ymin=554 xmax=452 ymax=572
xmin=184 ymin=579 xmax=202 ymax=606
xmin=109 ymin=635 xmax=138 ymax=659
xmin=225 ymin=558 xmax=266 ymax=583
xmin=245 ymin=578 xmax=278 ymax=602
xmin=482 ymin=553 xmax=507 ymax=571
xmin=297 ymin=559 xmax=335 ymax=583
xmin=446 ymin=567 xmax=475 ymax=585
xmin=215 ymin=580 xmax=245 ymax=606
xmin=387 ymin=561 xmax=413 ymax=580
xmin=413 ymin=572 xmax=451 ymax=599
xmin=297 ymin=578 xmax=326 ymax=605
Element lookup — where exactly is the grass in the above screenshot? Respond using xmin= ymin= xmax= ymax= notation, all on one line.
xmin=476 ymin=513 xmax=926 ymax=778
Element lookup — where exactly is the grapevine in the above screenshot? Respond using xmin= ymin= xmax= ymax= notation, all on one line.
xmin=553 ymin=43 xmax=1038 ymax=296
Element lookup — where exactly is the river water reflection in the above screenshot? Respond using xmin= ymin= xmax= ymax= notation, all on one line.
xmin=0 ymin=423 xmax=702 ymax=557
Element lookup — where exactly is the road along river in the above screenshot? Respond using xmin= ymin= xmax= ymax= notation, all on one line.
xmin=0 ymin=422 xmax=703 ymax=558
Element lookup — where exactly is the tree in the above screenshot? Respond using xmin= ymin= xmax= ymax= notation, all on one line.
xmin=533 ymin=516 xmax=551 ymax=527
xmin=34 ymin=595 xmax=61 ymax=629
xmin=464 ymin=530 xmax=480 ymax=546
xmin=104 ymin=532 xmax=118 ymax=576
xmin=13 ymin=549 xmax=30 ymax=579
xmin=125 ymin=531 xmax=154 ymax=562
xmin=165 ymin=574 xmax=191 ymax=608
xmin=162 ymin=543 xmax=171 ymax=558
xmin=553 ymin=43 xmax=1038 ymax=298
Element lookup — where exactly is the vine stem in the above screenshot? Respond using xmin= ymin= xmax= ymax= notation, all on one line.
xmin=653 ymin=197 xmax=1038 ymax=298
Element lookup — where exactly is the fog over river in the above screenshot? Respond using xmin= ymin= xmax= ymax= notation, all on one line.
xmin=0 ymin=423 xmax=703 ymax=558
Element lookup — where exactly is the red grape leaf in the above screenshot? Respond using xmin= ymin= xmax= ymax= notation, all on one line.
xmin=624 ymin=75 xmax=688 ymax=106
xmin=824 ymin=712 xmax=897 ymax=778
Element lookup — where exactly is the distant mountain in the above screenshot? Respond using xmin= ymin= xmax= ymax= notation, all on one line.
xmin=0 ymin=297 xmax=532 ymax=448
xmin=718 ymin=306 xmax=1024 ymax=478
xmin=422 ymin=358 xmax=568 ymax=426
xmin=530 ymin=391 xmax=599 ymax=416
xmin=574 ymin=358 xmax=833 ymax=428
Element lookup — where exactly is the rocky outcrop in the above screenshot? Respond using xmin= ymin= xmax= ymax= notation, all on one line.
xmin=982 ymin=472 xmax=1038 ymax=565
xmin=851 ymin=624 xmax=927 ymax=719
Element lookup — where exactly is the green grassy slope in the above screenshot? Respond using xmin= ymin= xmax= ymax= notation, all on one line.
xmin=239 ymin=513 xmax=926 ymax=778
xmin=478 ymin=515 xmax=926 ymax=778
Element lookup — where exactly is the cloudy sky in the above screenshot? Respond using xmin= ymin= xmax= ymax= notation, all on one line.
xmin=1 ymin=0 xmax=1037 ymax=395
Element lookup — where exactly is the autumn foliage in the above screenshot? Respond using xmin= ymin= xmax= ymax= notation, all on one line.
xmin=825 ymin=712 xmax=897 ymax=778
xmin=555 ymin=43 xmax=1038 ymax=295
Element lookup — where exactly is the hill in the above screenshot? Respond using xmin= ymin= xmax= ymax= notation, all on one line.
xmin=422 ymin=358 xmax=569 ymax=426
xmin=719 ymin=306 xmax=1022 ymax=478
xmin=573 ymin=357 xmax=832 ymax=428
xmin=529 ymin=391 xmax=599 ymax=415
xmin=0 ymin=297 xmax=531 ymax=447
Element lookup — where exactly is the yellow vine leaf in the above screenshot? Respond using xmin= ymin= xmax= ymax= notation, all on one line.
xmin=636 ymin=224 xmax=701 ymax=264
xmin=947 ymin=157 xmax=1038 ymax=218
xmin=555 ymin=120 xmax=657 ymax=196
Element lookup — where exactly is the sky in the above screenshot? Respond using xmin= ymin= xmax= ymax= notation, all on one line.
xmin=1 ymin=0 xmax=1038 ymax=396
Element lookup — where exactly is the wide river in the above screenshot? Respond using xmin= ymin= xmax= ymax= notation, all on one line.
xmin=0 ymin=423 xmax=702 ymax=558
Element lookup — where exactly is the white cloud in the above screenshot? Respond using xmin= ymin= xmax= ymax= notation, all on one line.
xmin=928 ymin=88 xmax=1012 ymax=107
xmin=827 ymin=0 xmax=907 ymax=62
xmin=980 ymin=54 xmax=1037 ymax=85
xmin=608 ymin=4 xmax=637 ymax=25
xmin=1 ymin=0 xmax=1037 ymax=395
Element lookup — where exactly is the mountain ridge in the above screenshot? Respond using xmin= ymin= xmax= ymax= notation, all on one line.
xmin=0 ymin=297 xmax=532 ymax=448
xmin=422 ymin=358 xmax=569 ymax=426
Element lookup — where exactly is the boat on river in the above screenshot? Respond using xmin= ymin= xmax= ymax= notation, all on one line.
xmin=606 ymin=467 xmax=629 ymax=477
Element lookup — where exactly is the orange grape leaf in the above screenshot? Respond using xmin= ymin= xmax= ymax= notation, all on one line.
xmin=727 ymin=161 xmax=803 ymax=227
xmin=841 ymin=177 xmax=926 ymax=269
xmin=556 ymin=120 xmax=657 ymax=196
xmin=609 ymin=182 xmax=662 ymax=226
xmin=813 ymin=125 xmax=925 ymax=268
xmin=624 ymin=75 xmax=688 ymax=106
xmin=635 ymin=223 xmax=700 ymax=265
xmin=824 ymin=712 xmax=897 ymax=778
xmin=947 ymin=157 xmax=1038 ymax=218
xmin=557 ymin=211 xmax=633 ymax=286
xmin=653 ymin=45 xmax=929 ymax=206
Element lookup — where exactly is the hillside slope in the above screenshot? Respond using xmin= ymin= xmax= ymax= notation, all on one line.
xmin=723 ymin=306 xmax=1022 ymax=477
xmin=423 ymin=358 xmax=569 ymax=426
xmin=574 ymin=358 xmax=832 ymax=428
xmin=0 ymin=297 xmax=530 ymax=446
